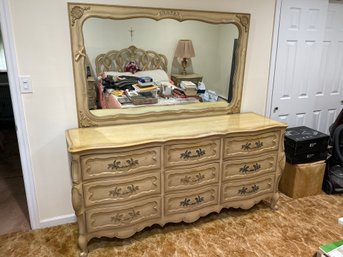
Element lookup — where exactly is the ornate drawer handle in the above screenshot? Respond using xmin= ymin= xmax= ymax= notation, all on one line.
xmin=238 ymin=184 xmax=259 ymax=195
xmin=109 ymin=184 xmax=139 ymax=198
xmin=180 ymin=195 xmax=204 ymax=207
xmin=110 ymin=209 xmax=140 ymax=224
xmin=180 ymin=148 xmax=206 ymax=160
xmin=241 ymin=140 xmax=263 ymax=151
xmin=108 ymin=158 xmax=139 ymax=170
xmin=239 ymin=163 xmax=261 ymax=174
xmin=180 ymin=173 xmax=205 ymax=184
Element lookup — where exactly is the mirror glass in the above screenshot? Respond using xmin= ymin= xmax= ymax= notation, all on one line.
xmin=83 ymin=18 xmax=239 ymax=107
xmin=68 ymin=4 xmax=249 ymax=127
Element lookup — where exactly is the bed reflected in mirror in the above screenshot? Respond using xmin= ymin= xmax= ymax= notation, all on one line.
xmin=68 ymin=4 xmax=249 ymax=127
xmin=83 ymin=17 xmax=239 ymax=110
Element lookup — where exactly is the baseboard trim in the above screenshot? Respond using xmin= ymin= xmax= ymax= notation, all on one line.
xmin=39 ymin=214 xmax=76 ymax=229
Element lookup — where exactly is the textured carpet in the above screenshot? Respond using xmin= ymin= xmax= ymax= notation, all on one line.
xmin=0 ymin=193 xmax=342 ymax=257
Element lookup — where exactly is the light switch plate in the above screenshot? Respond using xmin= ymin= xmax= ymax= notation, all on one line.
xmin=339 ymin=217 xmax=343 ymax=225
xmin=19 ymin=75 xmax=32 ymax=93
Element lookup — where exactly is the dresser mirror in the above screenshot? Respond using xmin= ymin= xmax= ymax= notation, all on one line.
xmin=68 ymin=3 xmax=250 ymax=127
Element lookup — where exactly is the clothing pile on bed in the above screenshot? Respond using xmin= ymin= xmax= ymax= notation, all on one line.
xmin=97 ymin=69 xmax=172 ymax=109
xmin=101 ymin=75 xmax=139 ymax=91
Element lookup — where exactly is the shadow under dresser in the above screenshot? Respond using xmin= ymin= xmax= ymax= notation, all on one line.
xmin=66 ymin=112 xmax=287 ymax=257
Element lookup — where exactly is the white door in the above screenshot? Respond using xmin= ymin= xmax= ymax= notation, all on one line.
xmin=270 ymin=0 xmax=343 ymax=133
xmin=315 ymin=3 xmax=343 ymax=133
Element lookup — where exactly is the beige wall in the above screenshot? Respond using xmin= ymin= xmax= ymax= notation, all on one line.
xmin=8 ymin=0 xmax=276 ymax=224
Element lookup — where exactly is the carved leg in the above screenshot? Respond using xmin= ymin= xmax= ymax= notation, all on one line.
xmin=78 ymin=235 xmax=88 ymax=257
xmin=269 ymin=192 xmax=280 ymax=210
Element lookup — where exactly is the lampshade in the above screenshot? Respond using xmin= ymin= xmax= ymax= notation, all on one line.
xmin=174 ymin=40 xmax=195 ymax=58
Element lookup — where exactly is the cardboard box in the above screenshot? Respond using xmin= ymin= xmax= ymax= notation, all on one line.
xmin=279 ymin=160 xmax=326 ymax=198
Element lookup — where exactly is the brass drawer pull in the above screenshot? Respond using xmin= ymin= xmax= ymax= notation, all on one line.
xmin=180 ymin=148 xmax=206 ymax=160
xmin=108 ymin=158 xmax=139 ymax=170
xmin=109 ymin=184 xmax=139 ymax=198
xmin=180 ymin=173 xmax=205 ymax=184
xmin=239 ymin=163 xmax=261 ymax=173
xmin=241 ymin=140 xmax=263 ymax=151
xmin=180 ymin=195 xmax=204 ymax=207
xmin=110 ymin=209 xmax=140 ymax=224
xmin=238 ymin=184 xmax=259 ymax=195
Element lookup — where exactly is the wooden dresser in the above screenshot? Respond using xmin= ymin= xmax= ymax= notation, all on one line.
xmin=66 ymin=112 xmax=287 ymax=256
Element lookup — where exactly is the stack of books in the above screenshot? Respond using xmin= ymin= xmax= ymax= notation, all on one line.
xmin=134 ymin=76 xmax=158 ymax=93
xmin=132 ymin=84 xmax=158 ymax=93
xmin=180 ymin=81 xmax=197 ymax=96
xmin=138 ymin=76 xmax=154 ymax=87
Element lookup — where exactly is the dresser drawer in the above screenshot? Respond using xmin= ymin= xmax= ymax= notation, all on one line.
xmin=224 ymin=131 xmax=279 ymax=158
xmin=164 ymin=186 xmax=218 ymax=215
xmin=80 ymin=146 xmax=161 ymax=180
xmin=221 ymin=175 xmax=274 ymax=203
xmin=164 ymin=138 xmax=220 ymax=167
xmin=165 ymin=163 xmax=219 ymax=192
xmin=85 ymin=197 xmax=161 ymax=233
xmin=83 ymin=172 xmax=160 ymax=207
xmin=223 ymin=153 xmax=277 ymax=181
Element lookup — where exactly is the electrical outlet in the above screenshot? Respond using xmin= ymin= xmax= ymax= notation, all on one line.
xmin=339 ymin=217 xmax=343 ymax=225
xmin=19 ymin=75 xmax=32 ymax=93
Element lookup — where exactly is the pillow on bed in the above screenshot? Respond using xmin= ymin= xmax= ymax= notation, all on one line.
xmin=104 ymin=71 xmax=133 ymax=77
xmin=135 ymin=69 xmax=170 ymax=85
xmin=102 ymin=69 xmax=169 ymax=85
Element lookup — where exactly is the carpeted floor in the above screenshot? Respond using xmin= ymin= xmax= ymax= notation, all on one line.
xmin=0 ymin=193 xmax=342 ymax=257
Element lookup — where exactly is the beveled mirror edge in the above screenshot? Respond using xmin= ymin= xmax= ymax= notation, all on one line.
xmin=68 ymin=3 xmax=250 ymax=127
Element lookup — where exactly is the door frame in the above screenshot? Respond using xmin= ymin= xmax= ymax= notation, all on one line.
xmin=0 ymin=0 xmax=39 ymax=229
xmin=266 ymin=0 xmax=283 ymax=118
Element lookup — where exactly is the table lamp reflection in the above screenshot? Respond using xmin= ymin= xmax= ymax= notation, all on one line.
xmin=175 ymin=39 xmax=195 ymax=75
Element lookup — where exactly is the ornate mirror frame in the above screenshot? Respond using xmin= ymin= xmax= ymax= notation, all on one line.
xmin=68 ymin=3 xmax=250 ymax=127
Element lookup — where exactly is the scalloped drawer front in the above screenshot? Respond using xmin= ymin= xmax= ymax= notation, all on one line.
xmin=81 ymin=147 xmax=161 ymax=180
xmin=83 ymin=172 xmax=161 ymax=207
xmin=165 ymin=163 xmax=219 ymax=192
xmin=164 ymin=186 xmax=218 ymax=215
xmin=86 ymin=197 xmax=161 ymax=233
xmin=224 ymin=131 xmax=279 ymax=158
xmin=164 ymin=138 xmax=220 ymax=167
xmin=221 ymin=175 xmax=275 ymax=203
xmin=223 ymin=153 xmax=277 ymax=180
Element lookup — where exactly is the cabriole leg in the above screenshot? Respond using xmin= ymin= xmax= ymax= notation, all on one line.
xmin=269 ymin=192 xmax=280 ymax=210
xmin=78 ymin=234 xmax=88 ymax=257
